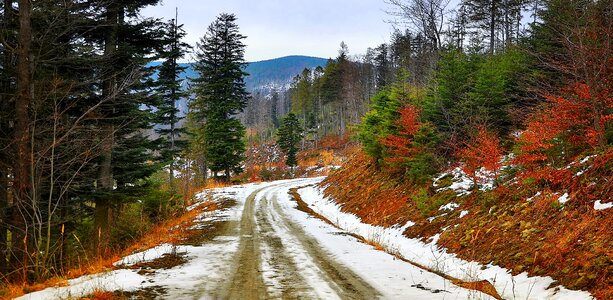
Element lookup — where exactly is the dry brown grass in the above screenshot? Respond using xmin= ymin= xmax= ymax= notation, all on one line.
xmin=81 ymin=290 xmax=120 ymax=299
xmin=0 ymin=197 xmax=221 ymax=300
xmin=291 ymin=184 xmax=502 ymax=300
xmin=323 ymin=148 xmax=613 ymax=299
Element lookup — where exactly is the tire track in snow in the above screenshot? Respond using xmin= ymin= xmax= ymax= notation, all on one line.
xmin=223 ymin=186 xmax=268 ymax=299
xmin=265 ymin=190 xmax=381 ymax=299
xmin=256 ymin=189 xmax=315 ymax=299
xmin=222 ymin=179 xmax=382 ymax=299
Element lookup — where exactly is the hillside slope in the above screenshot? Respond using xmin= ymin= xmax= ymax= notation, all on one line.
xmin=322 ymin=150 xmax=612 ymax=299
xmin=243 ymin=55 xmax=328 ymax=91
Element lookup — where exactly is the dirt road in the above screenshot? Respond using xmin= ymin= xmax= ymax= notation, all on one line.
xmin=17 ymin=178 xmax=592 ymax=300
xmin=219 ymin=181 xmax=380 ymax=299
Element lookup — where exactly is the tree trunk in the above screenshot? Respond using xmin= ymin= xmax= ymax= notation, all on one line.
xmin=169 ymin=15 xmax=178 ymax=190
xmin=95 ymin=2 xmax=119 ymax=251
xmin=0 ymin=0 xmax=14 ymax=276
xmin=0 ymin=166 xmax=8 ymax=274
xmin=489 ymin=0 xmax=496 ymax=55
xmin=504 ymin=0 xmax=510 ymax=49
xmin=12 ymin=0 xmax=32 ymax=280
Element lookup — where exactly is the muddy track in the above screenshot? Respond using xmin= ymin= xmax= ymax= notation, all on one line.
xmin=266 ymin=194 xmax=380 ymax=299
xmin=223 ymin=187 xmax=269 ymax=300
xmin=222 ymin=182 xmax=381 ymax=299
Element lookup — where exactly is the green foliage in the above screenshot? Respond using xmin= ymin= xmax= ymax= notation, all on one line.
xmin=155 ymin=18 xmax=191 ymax=176
xmin=421 ymin=48 xmax=528 ymax=151
xmin=141 ymin=190 xmax=176 ymax=222
xmin=320 ymin=59 xmax=342 ymax=104
xmin=111 ymin=203 xmax=151 ymax=246
xmin=277 ymin=113 xmax=303 ymax=169
xmin=290 ymin=68 xmax=314 ymax=115
xmin=412 ymin=188 xmax=454 ymax=217
xmin=466 ymin=49 xmax=528 ymax=135
xmin=402 ymin=123 xmax=440 ymax=183
xmin=188 ymin=13 xmax=249 ymax=179
xmin=412 ymin=187 xmax=432 ymax=216
xmin=422 ymin=49 xmax=477 ymax=136
xmin=476 ymin=190 xmax=499 ymax=209
xmin=359 ymin=77 xmax=440 ymax=183
xmin=204 ymin=118 xmax=247 ymax=176
xmin=106 ymin=175 xmax=179 ymax=246
xmin=357 ymin=90 xmax=401 ymax=162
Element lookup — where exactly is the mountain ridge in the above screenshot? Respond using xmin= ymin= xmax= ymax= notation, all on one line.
xmin=152 ymin=55 xmax=328 ymax=118
xmin=153 ymin=55 xmax=328 ymax=92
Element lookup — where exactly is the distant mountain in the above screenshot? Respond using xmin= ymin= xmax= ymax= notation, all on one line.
xmin=151 ymin=55 xmax=327 ymax=117
xmin=174 ymin=55 xmax=328 ymax=91
xmin=243 ymin=55 xmax=328 ymax=91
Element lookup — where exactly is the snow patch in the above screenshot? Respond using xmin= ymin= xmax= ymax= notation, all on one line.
xmin=431 ymin=172 xmax=449 ymax=187
xmin=114 ymin=244 xmax=185 ymax=267
xmin=297 ymin=184 xmax=593 ymax=300
xmin=594 ymin=200 xmax=613 ymax=210
xmin=439 ymin=202 xmax=459 ymax=211
xmin=526 ymin=191 xmax=541 ymax=202
xmin=558 ymin=193 xmax=570 ymax=204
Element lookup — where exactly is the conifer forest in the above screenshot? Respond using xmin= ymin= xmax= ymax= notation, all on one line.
xmin=0 ymin=0 xmax=611 ymax=299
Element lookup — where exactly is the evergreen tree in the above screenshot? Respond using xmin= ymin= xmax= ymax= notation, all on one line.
xmin=156 ymin=16 xmax=191 ymax=187
xmin=277 ymin=113 xmax=303 ymax=172
xmin=358 ymin=89 xmax=401 ymax=163
xmin=88 ymin=0 xmax=165 ymax=248
xmin=422 ymin=49 xmax=477 ymax=145
xmin=0 ymin=0 xmax=167 ymax=275
xmin=189 ymin=13 xmax=249 ymax=180
xmin=289 ymin=68 xmax=314 ymax=119
xmin=465 ymin=49 xmax=528 ymax=135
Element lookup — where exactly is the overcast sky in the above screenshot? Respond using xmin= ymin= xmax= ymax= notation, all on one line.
xmin=141 ymin=0 xmax=394 ymax=62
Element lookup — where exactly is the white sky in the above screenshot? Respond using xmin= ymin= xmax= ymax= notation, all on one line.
xmin=141 ymin=0 xmax=393 ymax=62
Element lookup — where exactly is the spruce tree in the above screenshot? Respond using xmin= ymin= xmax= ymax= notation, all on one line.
xmin=189 ymin=13 xmax=249 ymax=181
xmin=156 ymin=16 xmax=190 ymax=187
xmin=89 ymin=0 xmax=164 ymax=247
xmin=277 ymin=113 xmax=302 ymax=172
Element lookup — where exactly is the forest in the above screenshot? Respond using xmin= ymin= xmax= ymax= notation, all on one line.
xmin=0 ymin=0 xmax=611 ymax=298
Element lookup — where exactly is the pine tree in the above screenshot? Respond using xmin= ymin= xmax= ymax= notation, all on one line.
xmin=358 ymin=89 xmax=401 ymax=163
xmin=277 ymin=113 xmax=303 ymax=172
xmin=189 ymin=13 xmax=249 ymax=180
xmin=422 ymin=49 xmax=476 ymax=144
xmin=156 ymin=15 xmax=190 ymax=187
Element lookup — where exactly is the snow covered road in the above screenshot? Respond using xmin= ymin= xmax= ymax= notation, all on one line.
xmin=17 ymin=177 xmax=593 ymax=299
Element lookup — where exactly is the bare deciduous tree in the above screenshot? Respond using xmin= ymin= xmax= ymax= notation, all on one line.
xmin=385 ymin=0 xmax=451 ymax=50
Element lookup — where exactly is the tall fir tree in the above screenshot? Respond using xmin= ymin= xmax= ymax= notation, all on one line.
xmin=156 ymin=15 xmax=190 ymax=188
xmin=89 ymin=0 xmax=164 ymax=250
xmin=189 ymin=13 xmax=249 ymax=181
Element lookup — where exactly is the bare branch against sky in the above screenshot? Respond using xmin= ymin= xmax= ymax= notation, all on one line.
xmin=141 ymin=0 xmax=392 ymax=62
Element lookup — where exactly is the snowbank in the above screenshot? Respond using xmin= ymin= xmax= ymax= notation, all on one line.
xmin=297 ymin=185 xmax=593 ymax=300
